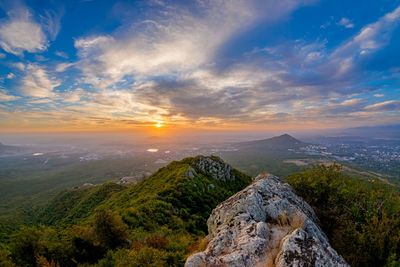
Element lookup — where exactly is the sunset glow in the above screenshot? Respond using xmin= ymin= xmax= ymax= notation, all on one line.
xmin=0 ymin=1 xmax=399 ymax=134
xmin=155 ymin=122 xmax=164 ymax=128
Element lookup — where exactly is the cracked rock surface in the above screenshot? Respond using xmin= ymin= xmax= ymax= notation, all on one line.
xmin=185 ymin=174 xmax=349 ymax=267
xmin=193 ymin=156 xmax=235 ymax=182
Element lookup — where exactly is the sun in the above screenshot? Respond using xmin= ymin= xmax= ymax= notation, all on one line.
xmin=154 ymin=122 xmax=163 ymax=128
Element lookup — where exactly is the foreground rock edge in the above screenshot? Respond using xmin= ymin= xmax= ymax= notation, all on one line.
xmin=185 ymin=173 xmax=349 ymax=267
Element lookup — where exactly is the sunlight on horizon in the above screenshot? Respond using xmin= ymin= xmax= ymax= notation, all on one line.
xmin=154 ymin=122 xmax=164 ymax=128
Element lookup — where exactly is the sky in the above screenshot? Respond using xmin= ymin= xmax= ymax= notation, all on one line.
xmin=0 ymin=0 xmax=399 ymax=134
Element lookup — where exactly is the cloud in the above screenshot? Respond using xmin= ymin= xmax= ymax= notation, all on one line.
xmin=133 ymin=66 xmax=312 ymax=123
xmin=55 ymin=50 xmax=68 ymax=59
xmin=0 ymin=89 xmax=19 ymax=101
xmin=2 ymin=1 xmax=399 ymax=130
xmin=6 ymin=73 xmax=15 ymax=79
xmin=247 ymin=5 xmax=400 ymax=94
xmin=11 ymin=62 xmax=25 ymax=71
xmin=40 ymin=8 xmax=63 ymax=41
xmin=59 ymin=89 xmax=83 ymax=102
xmin=374 ymin=93 xmax=384 ymax=97
xmin=55 ymin=62 xmax=74 ymax=72
xmin=20 ymin=64 xmax=61 ymax=98
xmin=339 ymin=98 xmax=362 ymax=106
xmin=75 ymin=0 xmax=311 ymax=88
xmin=337 ymin=17 xmax=354 ymax=29
xmin=332 ymin=6 xmax=400 ymax=60
xmin=0 ymin=8 xmax=48 ymax=55
xmin=64 ymin=4 xmax=399 ymax=127
xmin=365 ymin=100 xmax=400 ymax=111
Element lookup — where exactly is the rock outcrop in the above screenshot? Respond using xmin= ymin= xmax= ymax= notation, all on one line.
xmin=185 ymin=173 xmax=349 ymax=267
xmin=193 ymin=156 xmax=235 ymax=182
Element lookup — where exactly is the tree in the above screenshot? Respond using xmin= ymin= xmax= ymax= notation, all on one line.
xmin=92 ymin=209 xmax=129 ymax=250
xmin=10 ymin=227 xmax=42 ymax=267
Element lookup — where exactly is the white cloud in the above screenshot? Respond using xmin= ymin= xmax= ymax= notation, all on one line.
xmin=65 ymin=3 xmax=399 ymax=126
xmin=55 ymin=62 xmax=74 ymax=72
xmin=11 ymin=62 xmax=25 ymax=71
xmin=332 ymin=6 xmax=400 ymax=60
xmin=365 ymin=100 xmax=400 ymax=111
xmin=20 ymin=64 xmax=61 ymax=98
xmin=340 ymin=98 xmax=362 ymax=106
xmin=59 ymin=89 xmax=84 ymax=102
xmin=291 ymin=5 xmax=400 ymax=82
xmin=6 ymin=73 xmax=15 ymax=79
xmin=75 ymin=0 xmax=311 ymax=88
xmin=55 ymin=50 xmax=68 ymax=59
xmin=0 ymin=9 xmax=48 ymax=55
xmin=40 ymin=9 xmax=63 ymax=41
xmin=0 ymin=89 xmax=19 ymax=101
xmin=374 ymin=93 xmax=384 ymax=97
xmin=337 ymin=17 xmax=354 ymax=29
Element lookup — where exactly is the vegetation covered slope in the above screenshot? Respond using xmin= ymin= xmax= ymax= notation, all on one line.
xmin=102 ymin=156 xmax=251 ymax=234
xmin=0 ymin=156 xmax=251 ymax=267
xmin=2 ymin=156 xmax=399 ymax=267
xmin=287 ymin=164 xmax=400 ymax=267
xmin=38 ymin=182 xmax=125 ymax=226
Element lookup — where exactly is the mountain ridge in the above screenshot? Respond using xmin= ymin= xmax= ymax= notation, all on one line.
xmin=238 ymin=134 xmax=305 ymax=150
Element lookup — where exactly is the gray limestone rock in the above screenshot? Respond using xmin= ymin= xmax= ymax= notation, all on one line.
xmin=185 ymin=173 xmax=349 ymax=267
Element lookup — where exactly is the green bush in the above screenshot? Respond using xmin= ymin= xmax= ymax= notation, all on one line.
xmin=93 ymin=209 xmax=129 ymax=250
xmin=0 ymin=248 xmax=15 ymax=267
xmin=287 ymin=164 xmax=400 ymax=267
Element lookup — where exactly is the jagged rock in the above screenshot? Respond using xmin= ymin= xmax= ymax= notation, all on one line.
xmin=185 ymin=174 xmax=349 ymax=267
xmin=193 ymin=156 xmax=234 ymax=181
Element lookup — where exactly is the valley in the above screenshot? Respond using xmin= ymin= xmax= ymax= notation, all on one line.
xmin=1 ymin=134 xmax=398 ymax=236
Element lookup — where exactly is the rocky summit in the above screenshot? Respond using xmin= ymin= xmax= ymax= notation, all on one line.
xmin=185 ymin=173 xmax=349 ymax=267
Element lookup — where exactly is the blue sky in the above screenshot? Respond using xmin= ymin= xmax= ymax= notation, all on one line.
xmin=0 ymin=0 xmax=399 ymax=132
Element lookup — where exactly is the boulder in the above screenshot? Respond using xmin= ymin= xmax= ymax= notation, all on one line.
xmin=185 ymin=174 xmax=349 ymax=267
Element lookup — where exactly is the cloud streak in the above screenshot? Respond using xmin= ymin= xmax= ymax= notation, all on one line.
xmin=20 ymin=64 xmax=60 ymax=98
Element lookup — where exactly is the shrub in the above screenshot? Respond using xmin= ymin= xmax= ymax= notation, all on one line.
xmin=0 ymin=248 xmax=15 ymax=267
xmin=144 ymin=235 xmax=169 ymax=249
xmin=93 ymin=209 xmax=129 ymax=250
xmin=287 ymin=165 xmax=400 ymax=267
xmin=10 ymin=227 xmax=42 ymax=267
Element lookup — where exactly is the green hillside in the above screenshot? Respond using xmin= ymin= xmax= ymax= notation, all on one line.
xmin=38 ymin=183 xmax=125 ymax=226
xmin=0 ymin=155 xmax=251 ymax=267
xmin=287 ymin=164 xmax=400 ymax=267
xmin=1 ymin=156 xmax=399 ymax=267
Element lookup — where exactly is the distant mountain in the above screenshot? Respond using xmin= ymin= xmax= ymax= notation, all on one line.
xmin=238 ymin=133 xmax=305 ymax=150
